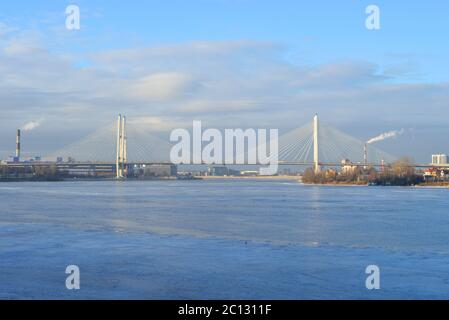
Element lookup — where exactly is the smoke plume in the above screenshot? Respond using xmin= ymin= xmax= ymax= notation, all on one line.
xmin=21 ymin=120 xmax=42 ymax=132
xmin=367 ymin=129 xmax=404 ymax=144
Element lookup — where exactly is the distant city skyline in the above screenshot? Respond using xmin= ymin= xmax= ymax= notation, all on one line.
xmin=0 ymin=0 xmax=448 ymax=162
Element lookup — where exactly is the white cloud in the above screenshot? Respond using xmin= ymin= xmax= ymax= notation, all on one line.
xmin=128 ymin=116 xmax=186 ymax=131
xmin=0 ymin=22 xmax=17 ymax=36
xmin=127 ymin=72 xmax=196 ymax=101
xmin=0 ymin=28 xmax=448 ymax=161
xmin=178 ymin=99 xmax=259 ymax=114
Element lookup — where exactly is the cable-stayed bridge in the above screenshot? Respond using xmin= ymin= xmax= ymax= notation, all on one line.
xmin=277 ymin=115 xmax=395 ymax=168
xmin=40 ymin=114 xmax=402 ymax=178
xmin=45 ymin=117 xmax=172 ymax=164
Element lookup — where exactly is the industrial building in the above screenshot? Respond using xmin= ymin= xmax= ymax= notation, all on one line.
xmin=341 ymin=159 xmax=358 ymax=174
xmin=207 ymin=166 xmax=229 ymax=176
xmin=131 ymin=164 xmax=177 ymax=178
xmin=431 ymin=154 xmax=448 ymax=165
xmin=207 ymin=166 xmax=241 ymax=176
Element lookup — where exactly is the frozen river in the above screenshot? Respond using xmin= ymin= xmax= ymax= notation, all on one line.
xmin=1 ymin=180 xmax=449 ymax=299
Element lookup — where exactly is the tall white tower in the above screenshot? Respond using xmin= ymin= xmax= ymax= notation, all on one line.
xmin=116 ymin=115 xmax=127 ymax=178
xmin=313 ymin=114 xmax=320 ymax=173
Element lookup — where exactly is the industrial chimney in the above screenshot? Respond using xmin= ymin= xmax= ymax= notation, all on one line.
xmin=16 ymin=129 xmax=21 ymax=160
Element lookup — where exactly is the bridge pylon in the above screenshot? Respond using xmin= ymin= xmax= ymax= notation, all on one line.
xmin=116 ymin=114 xmax=127 ymax=178
xmin=313 ymin=114 xmax=320 ymax=173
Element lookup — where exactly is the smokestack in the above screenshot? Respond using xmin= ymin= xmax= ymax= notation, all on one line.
xmin=16 ymin=129 xmax=21 ymax=159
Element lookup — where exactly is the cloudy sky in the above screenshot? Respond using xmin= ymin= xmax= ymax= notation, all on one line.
xmin=0 ymin=0 xmax=448 ymax=162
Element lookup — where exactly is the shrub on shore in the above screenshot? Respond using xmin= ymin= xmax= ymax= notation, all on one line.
xmin=302 ymin=157 xmax=424 ymax=186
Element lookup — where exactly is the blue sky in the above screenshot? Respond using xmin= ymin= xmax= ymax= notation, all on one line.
xmin=0 ymin=0 xmax=448 ymax=161
xmin=1 ymin=0 xmax=448 ymax=81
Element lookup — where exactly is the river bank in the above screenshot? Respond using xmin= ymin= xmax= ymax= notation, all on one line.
xmin=302 ymin=181 xmax=449 ymax=188
xmin=0 ymin=176 xmax=181 ymax=182
xmin=199 ymin=175 xmax=300 ymax=180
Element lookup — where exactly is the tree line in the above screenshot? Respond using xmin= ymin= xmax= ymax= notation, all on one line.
xmin=302 ymin=157 xmax=424 ymax=186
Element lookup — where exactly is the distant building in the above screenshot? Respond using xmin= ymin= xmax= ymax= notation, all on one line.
xmin=142 ymin=164 xmax=177 ymax=177
xmin=431 ymin=154 xmax=448 ymax=165
xmin=423 ymin=167 xmax=449 ymax=182
xmin=10 ymin=156 xmax=20 ymax=163
xmin=341 ymin=159 xmax=357 ymax=174
xmin=423 ymin=168 xmax=438 ymax=181
xmin=228 ymin=168 xmax=241 ymax=176
xmin=208 ymin=166 xmax=229 ymax=176
xmin=240 ymin=170 xmax=259 ymax=177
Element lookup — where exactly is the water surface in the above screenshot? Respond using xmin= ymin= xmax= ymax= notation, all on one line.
xmin=1 ymin=180 xmax=448 ymax=299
